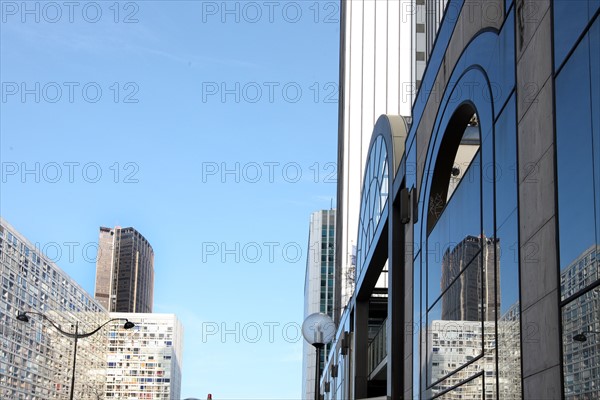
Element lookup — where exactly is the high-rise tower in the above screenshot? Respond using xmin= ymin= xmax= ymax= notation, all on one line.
xmin=94 ymin=226 xmax=154 ymax=313
xmin=302 ymin=209 xmax=336 ymax=400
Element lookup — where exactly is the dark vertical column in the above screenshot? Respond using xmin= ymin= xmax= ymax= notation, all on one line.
xmin=402 ymin=190 xmax=415 ymax=398
xmin=354 ymin=299 xmax=369 ymax=399
xmin=388 ymin=196 xmax=405 ymax=399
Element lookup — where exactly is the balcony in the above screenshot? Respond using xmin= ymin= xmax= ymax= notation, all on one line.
xmin=367 ymin=317 xmax=387 ymax=380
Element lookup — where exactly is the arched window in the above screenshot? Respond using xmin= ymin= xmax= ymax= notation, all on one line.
xmin=424 ymin=105 xmax=499 ymax=395
xmin=427 ymin=104 xmax=480 ymax=234
xmin=356 ymin=135 xmax=388 ymax=275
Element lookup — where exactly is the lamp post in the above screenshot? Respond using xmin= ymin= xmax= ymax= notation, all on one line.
xmin=302 ymin=313 xmax=335 ymax=400
xmin=573 ymin=330 xmax=600 ymax=342
xmin=16 ymin=311 xmax=135 ymax=400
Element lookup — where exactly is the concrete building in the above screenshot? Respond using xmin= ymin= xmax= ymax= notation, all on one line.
xmin=104 ymin=313 xmax=184 ymax=400
xmin=302 ymin=209 xmax=336 ymax=400
xmin=95 ymin=226 xmax=154 ymax=313
xmin=321 ymin=0 xmax=600 ymax=399
xmin=0 ymin=218 xmax=109 ymax=400
xmin=0 ymin=219 xmax=184 ymax=400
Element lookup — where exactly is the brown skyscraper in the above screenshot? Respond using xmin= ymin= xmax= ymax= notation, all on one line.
xmin=441 ymin=235 xmax=500 ymax=322
xmin=94 ymin=226 xmax=154 ymax=313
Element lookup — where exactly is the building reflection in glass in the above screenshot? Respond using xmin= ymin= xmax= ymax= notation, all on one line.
xmin=426 ymin=234 xmax=522 ymax=399
xmin=561 ymin=247 xmax=600 ymax=399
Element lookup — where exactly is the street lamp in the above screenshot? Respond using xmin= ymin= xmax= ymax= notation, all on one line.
xmin=302 ymin=313 xmax=335 ymax=400
xmin=16 ymin=311 xmax=135 ymax=400
xmin=573 ymin=330 xmax=600 ymax=342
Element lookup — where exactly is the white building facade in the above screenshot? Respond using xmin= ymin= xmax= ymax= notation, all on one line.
xmin=0 ymin=218 xmax=184 ymax=400
xmin=0 ymin=218 xmax=109 ymax=400
xmin=105 ymin=313 xmax=184 ymax=400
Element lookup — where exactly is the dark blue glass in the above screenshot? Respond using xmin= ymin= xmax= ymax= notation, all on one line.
xmin=481 ymin=124 xmax=495 ymax=239
xmin=494 ymin=94 xmax=518 ymax=230
xmin=496 ymin=209 xmax=522 ymax=397
xmin=427 ymin=153 xmax=482 ymax=307
xmin=413 ymin=251 xmax=422 ymax=398
xmin=590 ymin=18 xmax=600 ymax=246
xmin=553 ymin=0 xmax=591 ymax=69
xmin=488 ymin=8 xmax=515 ymax=118
xmin=592 ymin=0 xmax=600 ymax=16
xmin=497 ymin=210 xmax=520 ymax=316
xmin=556 ymin=34 xmax=596 ymax=277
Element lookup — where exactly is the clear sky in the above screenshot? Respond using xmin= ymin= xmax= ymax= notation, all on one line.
xmin=0 ymin=1 xmax=339 ymax=398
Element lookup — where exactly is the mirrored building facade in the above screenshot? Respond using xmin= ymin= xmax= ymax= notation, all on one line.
xmin=323 ymin=0 xmax=600 ymax=399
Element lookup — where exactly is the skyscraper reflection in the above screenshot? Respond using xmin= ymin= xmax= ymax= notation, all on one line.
xmin=561 ymin=246 xmax=600 ymax=399
xmin=426 ymin=234 xmax=521 ymax=399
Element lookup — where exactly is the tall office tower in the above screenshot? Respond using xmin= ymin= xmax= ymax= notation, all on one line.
xmin=302 ymin=209 xmax=336 ymax=400
xmin=105 ymin=313 xmax=184 ymax=400
xmin=441 ymin=236 xmax=500 ymax=321
xmin=0 ymin=218 xmax=109 ymax=400
xmin=95 ymin=226 xmax=154 ymax=313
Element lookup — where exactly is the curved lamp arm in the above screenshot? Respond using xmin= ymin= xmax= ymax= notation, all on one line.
xmin=17 ymin=311 xmax=134 ymax=339
xmin=573 ymin=330 xmax=600 ymax=342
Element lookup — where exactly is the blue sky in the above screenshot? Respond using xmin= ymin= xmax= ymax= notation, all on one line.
xmin=0 ymin=1 xmax=339 ymax=398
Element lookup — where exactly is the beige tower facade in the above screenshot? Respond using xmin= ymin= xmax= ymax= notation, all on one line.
xmin=94 ymin=226 xmax=154 ymax=313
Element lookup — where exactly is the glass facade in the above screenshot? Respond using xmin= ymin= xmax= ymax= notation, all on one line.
xmin=555 ymin=4 xmax=600 ymax=398
xmin=321 ymin=211 xmax=336 ymax=317
xmin=324 ymin=0 xmax=598 ymax=399
xmin=420 ymin=106 xmax=520 ymax=398
xmin=356 ymin=135 xmax=388 ymax=276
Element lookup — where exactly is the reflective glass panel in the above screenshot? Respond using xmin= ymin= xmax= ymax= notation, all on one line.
xmin=556 ymin=33 xmax=597 ymax=295
xmin=494 ymin=95 xmax=518 ymax=230
xmin=562 ymin=287 xmax=600 ymax=399
xmin=558 ymin=20 xmax=600 ymax=399
xmin=435 ymin=375 xmax=483 ymax=399
xmin=590 ymin=19 xmax=600 ymax=247
xmin=553 ymin=0 xmax=592 ymax=69
xmin=496 ymin=210 xmax=522 ymax=397
xmin=427 ymin=259 xmax=484 ymax=388
xmin=427 ymin=153 xmax=482 ymax=306
xmin=356 ymin=136 xmax=388 ymax=274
